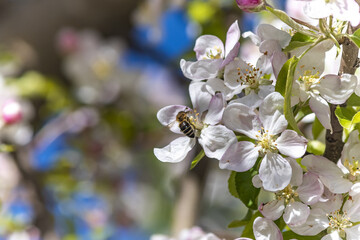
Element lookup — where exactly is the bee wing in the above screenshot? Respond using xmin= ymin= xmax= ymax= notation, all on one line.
xmin=167 ymin=120 xmax=182 ymax=134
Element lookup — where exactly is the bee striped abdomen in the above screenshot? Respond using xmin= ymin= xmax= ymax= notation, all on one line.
xmin=179 ymin=121 xmax=195 ymax=138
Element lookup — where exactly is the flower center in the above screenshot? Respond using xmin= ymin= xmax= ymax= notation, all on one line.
xmin=275 ymin=185 xmax=298 ymax=204
xmin=205 ymin=46 xmax=223 ymax=59
xmin=298 ymin=70 xmax=321 ymax=92
xmin=92 ymin=59 xmax=112 ymax=80
xmin=188 ymin=109 xmax=205 ymax=130
xmin=343 ymin=158 xmax=360 ymax=182
xmin=255 ymin=128 xmax=278 ymax=155
xmin=237 ymin=64 xmax=261 ymax=89
xmin=236 ymin=63 xmax=272 ymax=94
xmin=327 ymin=210 xmax=353 ymax=238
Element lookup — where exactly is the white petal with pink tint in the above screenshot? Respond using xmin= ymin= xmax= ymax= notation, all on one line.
xmin=154 ymin=137 xmax=195 ymax=163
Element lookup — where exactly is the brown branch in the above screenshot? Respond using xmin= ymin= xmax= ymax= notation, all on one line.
xmin=323 ymin=25 xmax=360 ymax=163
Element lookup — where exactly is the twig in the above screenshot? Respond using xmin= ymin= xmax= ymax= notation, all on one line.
xmin=323 ymin=25 xmax=360 ymax=162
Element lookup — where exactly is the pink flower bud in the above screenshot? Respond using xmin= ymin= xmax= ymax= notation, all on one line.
xmin=1 ymin=100 xmax=22 ymax=124
xmin=236 ymin=0 xmax=265 ymax=12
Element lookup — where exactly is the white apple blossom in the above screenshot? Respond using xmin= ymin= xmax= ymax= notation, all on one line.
xmin=302 ymin=154 xmax=357 ymax=195
xmin=291 ymin=194 xmax=360 ymax=239
xmin=291 ymin=41 xmax=357 ymax=132
xmin=223 ymin=56 xmax=274 ymax=108
xmin=300 ymin=0 xmax=360 ymax=27
xmin=220 ymin=92 xmax=307 ymax=191
xmin=242 ymin=24 xmax=291 ymax=78
xmin=180 ymin=20 xmax=241 ymax=81
xmin=154 ymin=82 xmax=236 ymax=163
xmin=255 ymin=158 xmax=323 ymax=228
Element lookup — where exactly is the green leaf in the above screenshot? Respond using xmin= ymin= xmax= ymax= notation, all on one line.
xmin=241 ymin=211 xmax=262 ymax=238
xmin=283 ymin=41 xmax=313 ymax=52
xmin=354 ymin=28 xmax=360 ymax=38
xmin=283 ymin=230 xmax=324 ymax=240
xmin=0 ymin=144 xmax=14 ymax=152
xmin=349 ymin=35 xmax=360 ymax=48
xmin=335 ymin=106 xmax=360 ymax=129
xmin=266 ymin=7 xmax=318 ymax=38
xmin=283 ymin=32 xmax=314 ymax=52
xmin=307 ymin=140 xmax=325 ymax=155
xmin=347 ymin=93 xmax=360 ymax=106
xmin=312 ymin=117 xmax=324 ymax=140
xmin=228 ymin=170 xmax=260 ymax=210
xmin=275 ymin=58 xmax=291 ymax=96
xmin=190 ymin=150 xmax=205 ymax=170
xmin=228 ymin=220 xmax=248 ymax=228
xmin=284 ymin=56 xmax=303 ymax=135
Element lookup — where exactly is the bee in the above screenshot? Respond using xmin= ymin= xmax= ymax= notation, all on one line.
xmin=176 ymin=111 xmax=195 ymax=138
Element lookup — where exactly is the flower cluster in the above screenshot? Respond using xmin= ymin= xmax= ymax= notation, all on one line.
xmin=155 ymin=1 xmax=360 ymax=239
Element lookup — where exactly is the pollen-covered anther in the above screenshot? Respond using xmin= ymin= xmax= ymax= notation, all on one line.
xmin=256 ymin=129 xmax=278 ymax=154
xmin=327 ymin=210 xmax=353 ymax=238
xmin=276 ymin=185 xmax=298 ymax=204
xmin=344 ymin=159 xmax=360 ymax=181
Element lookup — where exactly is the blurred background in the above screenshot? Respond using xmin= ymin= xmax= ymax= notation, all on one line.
xmin=0 ymin=0 xmax=288 ymax=239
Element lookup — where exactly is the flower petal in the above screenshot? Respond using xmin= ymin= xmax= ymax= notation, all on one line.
xmin=199 ymin=125 xmax=237 ymax=160
xmin=205 ymin=78 xmax=236 ymax=101
xmin=204 ymin=93 xmax=225 ymax=125
xmin=219 ymin=141 xmax=259 ymax=172
xmin=302 ymin=155 xmax=353 ymax=194
xmin=309 ymin=94 xmax=331 ymax=131
xmin=283 ymin=202 xmax=310 ymax=227
xmin=297 ymin=172 xmax=324 ymax=205
xmin=288 ymin=157 xmax=303 ymax=187
xmin=157 ymin=105 xmax=191 ymax=134
xmin=290 ymin=207 xmax=329 ymax=236
xmin=189 ymin=81 xmax=212 ymax=114
xmin=224 ymin=58 xmax=249 ymax=90
xmin=259 ymin=199 xmax=285 ymax=221
xmin=230 ymin=92 xmax=263 ymax=109
xmin=315 ymin=74 xmax=357 ymax=104
xmin=275 ymin=130 xmax=307 ymax=158
xmin=194 ymin=35 xmax=224 ymax=60
xmin=259 ymin=91 xmax=284 ymax=116
xmin=256 ymin=24 xmax=291 ymax=49
xmin=180 ymin=59 xmax=223 ymax=81
xmin=345 ymin=224 xmax=360 ymax=240
xmin=253 ymin=217 xmax=283 ymax=240
xmin=259 ymin=152 xmax=292 ymax=191
xmin=225 ymin=20 xmax=241 ymax=57
xmin=222 ymin=103 xmax=261 ymax=139
xmin=154 ymin=137 xmax=195 ymax=163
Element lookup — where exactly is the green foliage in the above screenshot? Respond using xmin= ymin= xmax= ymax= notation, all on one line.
xmin=228 ymin=219 xmax=248 ymax=228
xmin=188 ymin=1 xmax=216 ymax=24
xmin=241 ymin=211 xmax=262 ymax=238
xmin=335 ymin=106 xmax=360 ymax=130
xmin=347 ymin=93 xmax=360 ymax=106
xmin=228 ymin=170 xmax=260 ymax=210
xmin=282 ymin=56 xmax=303 ymax=135
xmin=283 ymin=32 xmax=315 ymax=52
xmin=0 ymin=144 xmax=14 ymax=152
xmin=190 ymin=150 xmax=205 ymax=170
xmin=282 ymin=230 xmax=324 ymax=240
xmin=349 ymin=28 xmax=360 ymax=48
xmin=7 ymin=71 xmax=73 ymax=111
xmin=228 ymin=209 xmax=253 ymax=228
xmin=307 ymin=140 xmax=325 ymax=155
xmin=312 ymin=117 xmax=324 ymax=140
xmin=102 ymin=109 xmax=137 ymax=144
xmin=266 ymin=7 xmax=318 ymax=38
xmin=275 ymin=58 xmax=290 ymax=96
